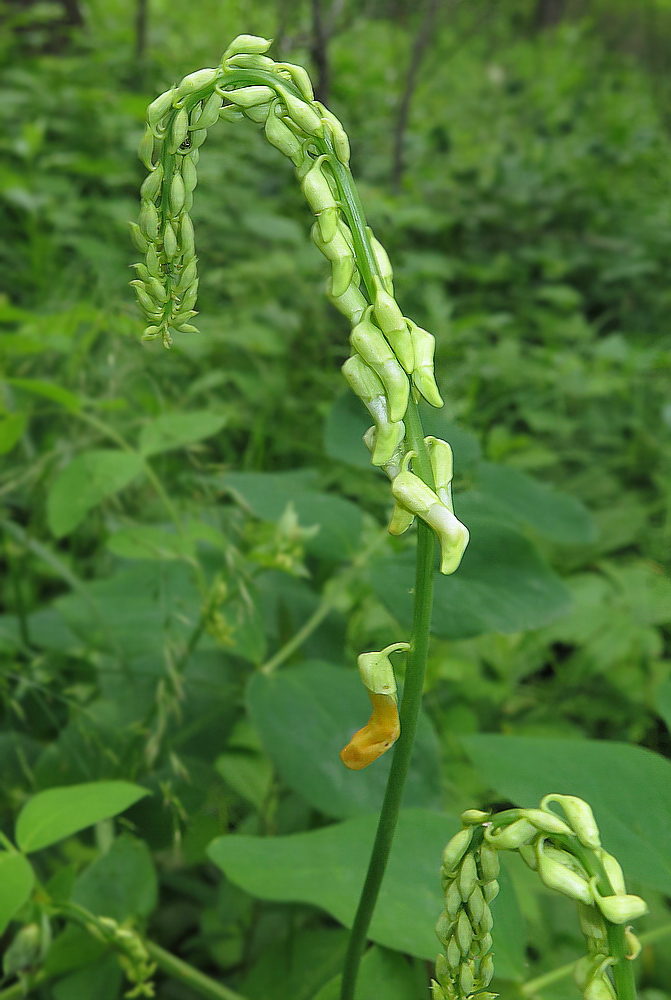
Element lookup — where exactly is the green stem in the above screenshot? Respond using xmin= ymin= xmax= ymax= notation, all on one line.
xmin=145 ymin=941 xmax=247 ymax=1000
xmin=339 ymin=399 xmax=435 ymax=1000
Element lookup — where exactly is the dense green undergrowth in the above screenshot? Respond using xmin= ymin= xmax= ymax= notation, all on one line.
xmin=1 ymin=5 xmax=671 ymax=999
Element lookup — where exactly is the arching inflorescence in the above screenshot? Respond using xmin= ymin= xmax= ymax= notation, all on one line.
xmin=132 ymin=33 xmax=469 ymax=576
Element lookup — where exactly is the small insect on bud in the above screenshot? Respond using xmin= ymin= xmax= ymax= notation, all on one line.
xmin=407 ymin=319 xmax=443 ymax=407
xmin=540 ymin=794 xmax=601 ymax=850
xmin=372 ymin=277 xmax=414 ymax=372
xmin=536 ymin=837 xmax=593 ymax=905
xmin=265 ymin=102 xmax=304 ymax=165
xmin=168 ymin=108 xmax=190 ymax=154
xmin=276 ymin=86 xmax=324 ymax=135
xmin=350 ymin=308 xmax=409 ymax=422
xmin=589 ymin=879 xmax=648 ymax=924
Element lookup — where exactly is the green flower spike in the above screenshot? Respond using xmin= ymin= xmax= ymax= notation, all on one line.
xmin=390 ymin=452 xmax=469 ymax=574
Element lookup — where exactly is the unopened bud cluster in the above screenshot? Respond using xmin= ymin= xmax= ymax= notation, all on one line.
xmin=133 ymin=35 xmax=469 ymax=572
xmin=432 ymin=820 xmax=499 ymax=1000
xmin=87 ymin=916 xmax=156 ymax=998
xmin=435 ymin=795 xmax=647 ymax=999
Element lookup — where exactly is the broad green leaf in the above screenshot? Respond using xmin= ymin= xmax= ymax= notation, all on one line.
xmin=47 ymin=450 xmax=144 ymax=538
xmin=314 ymin=944 xmax=417 ymax=1000
xmin=0 ymin=412 xmax=27 ymax=454
xmin=139 ymin=410 xmax=226 ymax=456
xmin=247 ymin=662 xmax=442 ymax=818
xmin=0 ymin=852 xmax=34 ymax=935
xmin=655 ymin=677 xmax=671 ymax=736
xmin=215 ymin=752 xmax=273 ymax=811
xmin=238 ymin=927 xmax=348 ymax=1000
xmin=371 ymin=516 xmax=572 ymax=640
xmin=208 ymin=808 xmax=525 ymax=977
xmin=224 ymin=471 xmax=363 ymax=561
xmin=106 ymin=524 xmax=195 ymax=561
xmin=71 ymin=834 xmax=157 ymax=920
xmin=475 ymin=462 xmax=596 ymax=544
xmin=463 ymin=735 xmax=671 ymax=894
xmin=15 ymin=781 xmax=150 ymax=853
xmin=53 ymin=953 xmax=122 ymax=1000
xmin=6 ymin=377 xmax=81 ymax=413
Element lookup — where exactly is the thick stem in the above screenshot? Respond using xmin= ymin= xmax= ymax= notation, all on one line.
xmin=339 ymin=401 xmax=435 ymax=1000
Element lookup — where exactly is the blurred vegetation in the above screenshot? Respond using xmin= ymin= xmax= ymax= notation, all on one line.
xmin=1 ymin=1 xmax=671 ymax=998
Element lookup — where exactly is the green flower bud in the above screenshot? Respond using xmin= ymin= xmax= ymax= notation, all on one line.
xmin=330 ymin=257 xmax=355 ymax=298
xmin=189 ymin=128 xmax=208 ymax=149
xmin=223 ymin=85 xmax=276 ymax=109
xmin=597 ymin=850 xmax=626 ymax=895
xmin=179 ymin=280 xmax=199 ymax=312
xmin=225 ymin=52 xmax=276 ymax=70
xmin=624 ymin=925 xmax=642 ymax=960
xmin=518 ymin=808 xmax=575 ymax=837
xmin=243 ymin=102 xmax=273 ymax=124
xmin=444 ymin=879 xmax=462 ymax=921
xmin=219 ymin=105 xmax=245 ymax=122
xmin=456 ymin=909 xmax=473 ymax=955
xmin=163 ymin=221 xmax=178 ymax=260
xmin=485 ymin=817 xmax=538 ymax=850
xmin=175 ymin=259 xmax=198 ymax=295
xmin=430 ymin=980 xmax=447 ymax=1000
xmin=180 ymin=214 xmax=196 ymax=258
xmin=138 ymin=126 xmax=157 ymax=171
xmin=350 ymin=309 xmax=409 ymax=422
xmin=181 ymin=156 xmax=198 ymax=193
xmin=326 ymin=276 xmax=366 ymax=324
xmin=131 ymin=280 xmax=161 ymax=315
xmin=408 ymin=319 xmax=443 ymax=407
xmin=446 ymin=935 xmax=461 ymax=973
xmin=367 ymin=227 xmax=394 ymax=293
xmin=195 ymin=91 xmax=223 ymax=128
xmin=174 ymin=322 xmax=199 ymax=335
xmin=536 ymin=837 xmax=593 ymax=905
xmin=168 ymin=108 xmax=189 ymax=153
xmin=467 ymin=884 xmax=485 ymax=925
xmin=302 ymin=155 xmax=338 ymax=214
xmin=147 ymin=89 xmax=176 ymax=135
xmin=311 ymin=221 xmax=352 ymax=264
xmin=145 ymin=244 xmax=161 ymax=278
xmin=435 ymin=912 xmax=453 ymax=948
xmin=540 ymin=794 xmax=601 ymax=850
xmin=140 ymin=163 xmax=164 ymax=202
xmin=316 ymin=206 xmax=339 ymax=243
xmin=277 ymin=86 xmax=323 ymax=135
xmin=425 ymin=437 xmax=453 ymax=508
xmin=580 ymin=957 xmax=617 ymax=1000
xmin=518 ymin=844 xmax=538 ymax=870
xmin=174 ymin=68 xmax=219 ymax=102
xmin=318 ymin=106 xmax=351 ymax=164
xmin=478 ymin=843 xmax=500 ymax=880
xmin=441 ymin=827 xmax=473 ymax=873
xmin=357 ymin=643 xmax=409 ymax=698
xmin=458 ymin=853 xmax=478 ymax=901
xmin=145 ymin=276 xmax=168 ymax=303
xmin=577 ymin=900 xmax=608 ymax=945
xmin=483 ymin=881 xmax=499 ymax=903
xmin=129 ymin=222 xmax=149 ymax=253
xmin=276 ymin=61 xmax=314 ymax=101
xmin=139 ymin=200 xmax=160 ymax=241
xmin=388 ymin=502 xmax=415 ymax=536
xmin=169 ymin=173 xmax=185 ymax=216
xmin=2 ymin=923 xmax=43 ymax=976
xmin=480 ymin=954 xmax=495 ymax=988
xmin=370 ymin=420 xmax=406 ymax=467
xmin=459 ymin=962 xmax=474 ymax=995
xmin=265 ymin=102 xmax=304 ymax=165
xmin=391 ymin=461 xmax=469 ymax=574
xmin=478 ymin=930 xmax=493 ymax=955
xmin=142 ymin=325 xmax=161 ymax=341
xmin=372 ymin=277 xmax=414 ymax=372
xmin=222 ymin=34 xmax=273 ymax=58
xmin=589 ymin=879 xmax=647 ymax=924
xmin=131 ymin=262 xmax=151 ymax=283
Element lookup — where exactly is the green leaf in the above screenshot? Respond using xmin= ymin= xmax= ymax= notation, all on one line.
xmin=463 ymin=735 xmax=671 ymax=894
xmin=0 ymin=852 xmax=34 ymax=935
xmin=371 ymin=514 xmax=572 ymax=640
xmin=247 ymin=662 xmax=441 ymax=818
xmin=238 ymin=927 xmax=348 ymax=1000
xmin=52 ymin=953 xmax=122 ymax=1000
xmin=47 ymin=450 xmax=144 ymax=538
xmin=106 ymin=524 xmax=195 ymax=561
xmin=71 ymin=834 xmax=158 ymax=920
xmin=314 ymin=945 xmax=418 ymax=1000
xmin=6 ymin=377 xmax=81 ymax=413
xmin=224 ymin=471 xmax=363 ymax=561
xmin=15 ymin=781 xmax=150 ymax=853
xmin=208 ymin=808 xmax=524 ymax=977
xmin=215 ymin=752 xmax=273 ymax=811
xmin=655 ymin=677 xmax=671 ymax=736
xmin=474 ymin=462 xmax=597 ymax=544
xmin=139 ymin=410 xmax=226 ymax=456
xmin=0 ymin=412 xmax=27 ymax=454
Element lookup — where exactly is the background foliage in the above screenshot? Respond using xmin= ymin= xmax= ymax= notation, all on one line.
xmin=1 ymin=1 xmax=671 ymax=998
